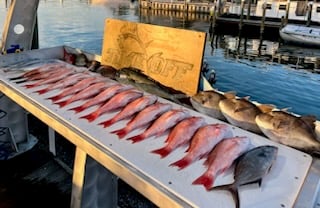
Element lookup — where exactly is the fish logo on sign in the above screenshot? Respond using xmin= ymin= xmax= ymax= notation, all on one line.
xmin=101 ymin=18 xmax=206 ymax=95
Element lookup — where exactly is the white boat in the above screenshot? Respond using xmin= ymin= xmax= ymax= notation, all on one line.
xmin=279 ymin=24 xmax=320 ymax=47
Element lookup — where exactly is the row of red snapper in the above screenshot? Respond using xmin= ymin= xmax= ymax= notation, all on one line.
xmin=6 ymin=60 xmax=278 ymax=207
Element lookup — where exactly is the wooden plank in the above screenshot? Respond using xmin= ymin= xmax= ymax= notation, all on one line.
xmin=70 ymin=147 xmax=87 ymax=208
xmin=101 ymin=18 xmax=206 ymax=96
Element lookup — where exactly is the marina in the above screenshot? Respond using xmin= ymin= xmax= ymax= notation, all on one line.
xmin=1 ymin=0 xmax=320 ymax=208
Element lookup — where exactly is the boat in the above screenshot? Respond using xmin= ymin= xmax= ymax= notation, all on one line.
xmin=279 ymin=24 xmax=320 ymax=47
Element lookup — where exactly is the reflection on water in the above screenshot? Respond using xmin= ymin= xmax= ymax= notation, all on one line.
xmin=0 ymin=0 xmax=320 ymax=119
xmin=212 ymin=35 xmax=320 ymax=73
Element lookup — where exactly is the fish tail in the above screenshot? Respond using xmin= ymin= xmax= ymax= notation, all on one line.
xmin=69 ymin=105 xmax=85 ymax=113
xmin=192 ymin=173 xmax=214 ymax=190
xmin=80 ymin=112 xmax=98 ymax=122
xmin=150 ymin=146 xmax=171 ymax=158
xmin=210 ymin=183 xmax=239 ymax=208
xmin=127 ymin=134 xmax=146 ymax=143
xmin=55 ymin=100 xmax=69 ymax=108
xmin=110 ymin=128 xmax=128 ymax=139
xmin=48 ymin=95 xmax=62 ymax=102
xmin=24 ymin=84 xmax=37 ymax=88
xmin=36 ymin=88 xmax=48 ymax=94
xmin=99 ymin=119 xmax=114 ymax=128
xmin=170 ymin=156 xmax=192 ymax=170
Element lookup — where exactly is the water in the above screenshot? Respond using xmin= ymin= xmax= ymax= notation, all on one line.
xmin=1 ymin=0 xmax=320 ymax=119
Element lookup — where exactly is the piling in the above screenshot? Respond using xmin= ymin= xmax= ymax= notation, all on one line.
xmin=285 ymin=0 xmax=290 ymax=25
xmin=306 ymin=3 xmax=313 ymax=26
xmin=239 ymin=0 xmax=245 ymax=32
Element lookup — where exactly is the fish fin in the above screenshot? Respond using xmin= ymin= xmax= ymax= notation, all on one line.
xmin=48 ymin=95 xmax=62 ymax=102
xmin=110 ymin=128 xmax=128 ymax=139
xmin=257 ymin=104 xmax=275 ymax=113
xmin=127 ymin=134 xmax=146 ymax=143
xmin=192 ymin=173 xmax=215 ymax=190
xmin=170 ymin=157 xmax=192 ymax=170
xmin=224 ymin=91 xmax=236 ymax=99
xmin=210 ymin=183 xmax=239 ymax=208
xmin=80 ymin=112 xmax=98 ymax=122
xmin=36 ymin=88 xmax=48 ymax=94
xmin=150 ymin=146 xmax=171 ymax=158
xmin=243 ymin=96 xmax=250 ymax=100
xmin=99 ymin=119 xmax=114 ymax=128
xmin=24 ymin=84 xmax=37 ymax=88
xmin=69 ymin=106 xmax=85 ymax=113
xmin=54 ymin=100 xmax=69 ymax=108
xmin=300 ymin=115 xmax=317 ymax=128
xmin=234 ymin=106 xmax=254 ymax=113
xmin=280 ymin=107 xmax=291 ymax=112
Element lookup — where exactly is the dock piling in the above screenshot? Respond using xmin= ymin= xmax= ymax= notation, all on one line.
xmin=306 ymin=2 xmax=313 ymax=26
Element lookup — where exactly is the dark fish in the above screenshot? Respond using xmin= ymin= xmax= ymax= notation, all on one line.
xmin=115 ymin=67 xmax=188 ymax=104
xmin=256 ymin=110 xmax=320 ymax=155
xmin=210 ymin=145 xmax=278 ymax=208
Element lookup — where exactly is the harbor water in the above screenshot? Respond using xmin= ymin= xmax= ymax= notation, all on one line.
xmin=1 ymin=0 xmax=320 ymax=120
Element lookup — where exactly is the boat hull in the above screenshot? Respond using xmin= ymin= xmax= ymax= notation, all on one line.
xmin=279 ymin=24 xmax=320 ymax=47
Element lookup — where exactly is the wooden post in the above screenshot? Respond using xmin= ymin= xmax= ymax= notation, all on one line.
xmin=285 ymin=0 xmax=290 ymax=25
xmin=209 ymin=2 xmax=216 ymax=40
xmin=247 ymin=0 xmax=252 ymax=20
xmin=239 ymin=0 xmax=245 ymax=32
xmin=71 ymin=148 xmax=87 ymax=208
xmin=306 ymin=3 xmax=313 ymax=26
xmin=259 ymin=2 xmax=267 ymax=56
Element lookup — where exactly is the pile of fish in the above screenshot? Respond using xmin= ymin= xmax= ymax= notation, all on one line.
xmin=191 ymin=89 xmax=320 ymax=156
xmin=3 ymin=60 xmax=281 ymax=208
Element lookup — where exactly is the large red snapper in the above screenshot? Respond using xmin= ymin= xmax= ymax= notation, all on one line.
xmin=54 ymin=82 xmax=111 ymax=108
xmin=192 ymin=136 xmax=251 ymax=190
xmin=35 ymin=72 xmax=91 ymax=94
xmin=151 ymin=116 xmax=207 ymax=158
xmin=47 ymin=76 xmax=111 ymax=102
xmin=127 ymin=109 xmax=191 ymax=143
xmin=99 ymin=95 xmax=158 ymax=128
xmin=110 ymin=102 xmax=172 ymax=139
xmin=170 ymin=123 xmax=233 ymax=170
xmin=69 ymin=84 xmax=134 ymax=113
xmin=80 ymin=90 xmax=143 ymax=122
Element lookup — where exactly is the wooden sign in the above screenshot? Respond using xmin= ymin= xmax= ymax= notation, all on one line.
xmin=101 ymin=18 xmax=206 ymax=96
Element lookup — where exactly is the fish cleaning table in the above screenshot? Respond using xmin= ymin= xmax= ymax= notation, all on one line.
xmin=0 ymin=46 xmax=318 ymax=208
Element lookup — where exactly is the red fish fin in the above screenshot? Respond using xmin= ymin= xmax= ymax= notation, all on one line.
xmin=170 ymin=157 xmax=191 ymax=170
xmin=80 ymin=112 xmax=98 ymax=122
xmin=192 ymin=174 xmax=214 ymax=190
xmin=36 ymin=89 xmax=48 ymax=94
xmin=150 ymin=146 xmax=171 ymax=158
xmin=127 ymin=134 xmax=146 ymax=143
xmin=99 ymin=119 xmax=114 ymax=128
xmin=24 ymin=84 xmax=36 ymax=88
xmin=55 ymin=100 xmax=69 ymax=108
xmin=69 ymin=106 xmax=84 ymax=113
xmin=110 ymin=128 xmax=128 ymax=139
xmin=48 ymin=95 xmax=62 ymax=102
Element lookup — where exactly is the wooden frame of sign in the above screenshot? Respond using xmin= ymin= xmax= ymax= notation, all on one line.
xmin=101 ymin=18 xmax=206 ymax=96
